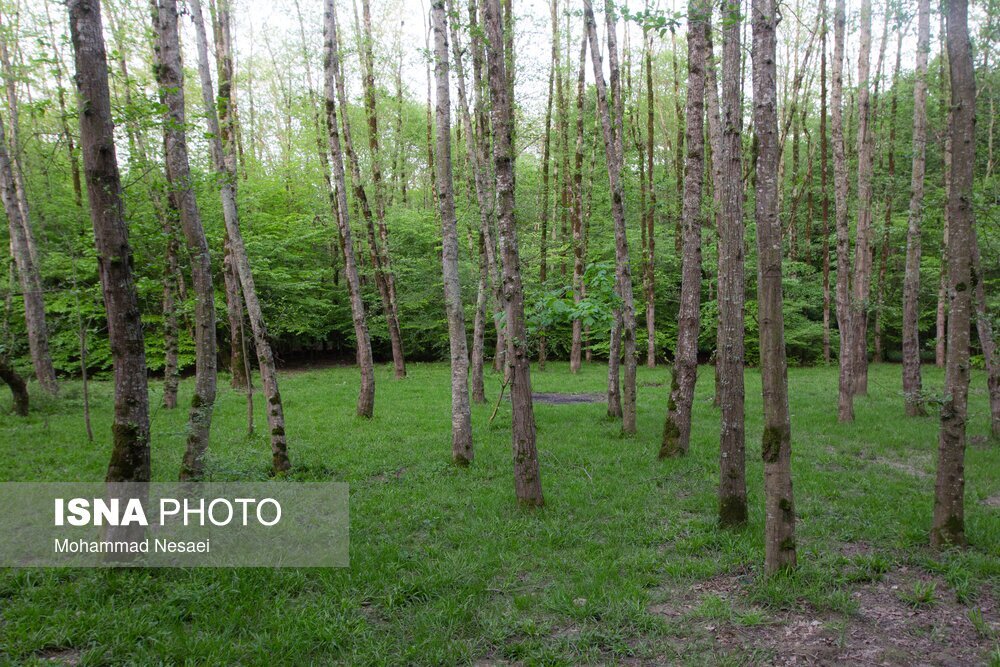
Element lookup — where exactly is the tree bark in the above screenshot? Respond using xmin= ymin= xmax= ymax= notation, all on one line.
xmin=483 ymin=0 xmax=543 ymax=507
xmin=832 ymin=0 xmax=854 ymax=421
xmin=644 ymin=29 xmax=657 ymax=369
xmin=359 ymin=0 xmax=406 ymax=379
xmin=432 ymin=0 xmax=474 ymax=465
xmin=662 ymin=0 xmax=708 ymax=457
xmin=931 ymin=0 xmax=975 ymax=549
xmin=752 ymin=0 xmax=796 ymax=575
xmin=152 ymin=0 xmax=218 ymax=481
xmin=935 ymin=10 xmax=950 ymax=369
xmin=717 ymin=0 xmax=747 ymax=527
xmin=584 ymin=0 xmax=637 ymax=434
xmin=971 ymin=237 xmax=1000 ymax=438
xmin=902 ymin=0 xmax=930 ymax=417
xmin=569 ymin=25 xmax=588 ymax=374
xmin=324 ymin=0 xmax=375 ymax=418
xmin=820 ymin=0 xmax=831 ymax=364
xmin=69 ymin=0 xmax=151 ymax=483
xmin=0 ymin=356 xmax=27 ymax=416
xmin=191 ymin=0 xmax=290 ymax=473
xmin=538 ymin=0 xmax=558 ymax=370
xmin=849 ymin=0 xmax=875 ymax=397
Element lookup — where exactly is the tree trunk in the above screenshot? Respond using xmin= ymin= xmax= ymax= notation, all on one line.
xmin=849 ymin=0 xmax=875 ymax=396
xmin=360 ymin=0 xmax=406 ymax=379
xmin=432 ymin=0 xmax=474 ymax=465
xmin=971 ymin=237 xmax=1000 ymax=438
xmin=69 ymin=0 xmax=151 ymax=483
xmin=324 ymin=0 xmax=375 ymax=418
xmin=483 ymin=0 xmax=543 ymax=507
xmin=584 ymin=0 xmax=637 ymax=434
xmin=931 ymin=0 xmax=975 ymax=548
xmin=935 ymin=10 xmax=950 ymax=369
xmin=832 ymin=0 xmax=853 ymax=421
xmin=752 ymin=0 xmax=796 ymax=574
xmin=0 ymin=356 xmax=27 ymax=416
xmin=820 ymin=0 xmax=831 ymax=364
xmin=152 ymin=0 xmax=218 ymax=481
xmin=662 ymin=0 xmax=708 ymax=457
xmin=902 ymin=0 xmax=930 ymax=417
xmin=538 ymin=0 xmax=557 ymax=370
xmin=644 ymin=29 xmax=657 ymax=369
xmin=569 ymin=25 xmax=588 ymax=374
xmin=717 ymin=0 xmax=747 ymax=527
xmin=191 ymin=0 xmax=290 ymax=473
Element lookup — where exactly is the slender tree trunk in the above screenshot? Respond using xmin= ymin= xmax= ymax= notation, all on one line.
xmin=360 ymin=0 xmax=406 ymax=379
xmin=932 ymin=0 xmax=975 ymax=548
xmin=484 ymin=0 xmax=543 ymax=506
xmin=849 ymin=0 xmax=875 ymax=396
xmin=820 ymin=0 xmax=831 ymax=364
xmin=153 ymin=0 xmax=218 ymax=481
xmin=874 ymin=26 xmax=903 ymax=364
xmin=324 ymin=0 xmax=375 ymax=418
xmin=191 ymin=0 xmax=290 ymax=473
xmin=69 ymin=0 xmax=150 ymax=483
xmin=662 ymin=0 xmax=708 ymax=457
xmin=752 ymin=0 xmax=796 ymax=574
xmin=832 ymin=0 xmax=854 ymax=421
xmin=645 ymin=29 xmax=657 ymax=369
xmin=0 ymin=355 xmax=27 ymax=415
xmin=569 ymin=26 xmax=588 ymax=374
xmin=971 ymin=237 xmax=1000 ymax=438
xmin=671 ymin=29 xmax=685 ymax=253
xmin=432 ymin=0 xmax=474 ymax=465
xmin=538 ymin=0 xmax=557 ymax=370
xmin=935 ymin=11 xmax=950 ymax=369
xmin=902 ymin=0 xmax=930 ymax=417
xmin=717 ymin=0 xmax=747 ymax=527
xmin=585 ymin=0 xmax=637 ymax=434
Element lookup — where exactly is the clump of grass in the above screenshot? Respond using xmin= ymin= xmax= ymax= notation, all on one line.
xmin=969 ymin=608 xmax=996 ymax=640
xmin=898 ymin=581 xmax=937 ymax=608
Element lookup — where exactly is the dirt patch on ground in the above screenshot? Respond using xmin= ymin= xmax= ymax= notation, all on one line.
xmin=34 ymin=648 xmax=81 ymax=665
xmin=530 ymin=392 xmax=605 ymax=405
xmin=708 ymin=568 xmax=998 ymax=665
xmin=877 ymin=457 xmax=932 ymax=479
xmin=982 ymin=494 xmax=1000 ymax=508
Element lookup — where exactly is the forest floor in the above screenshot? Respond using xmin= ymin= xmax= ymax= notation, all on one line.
xmin=0 ymin=362 xmax=998 ymax=665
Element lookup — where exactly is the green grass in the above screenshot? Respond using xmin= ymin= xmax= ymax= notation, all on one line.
xmin=0 ymin=362 xmax=997 ymax=665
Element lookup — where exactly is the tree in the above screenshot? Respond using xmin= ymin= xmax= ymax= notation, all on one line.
xmin=931 ymin=0 xmax=975 ymax=548
xmin=662 ymin=0 xmax=708 ymax=457
xmin=584 ymin=0 xmax=638 ymax=434
xmin=152 ymin=0 xmax=218 ymax=480
xmin=0 ymin=356 xmax=27 ymax=416
xmin=902 ymin=0 xmax=930 ymax=417
xmin=324 ymin=0 xmax=375 ymax=418
xmin=752 ymin=0 xmax=796 ymax=574
xmin=432 ymin=0 xmax=474 ymax=465
xmin=643 ymin=26 xmax=657 ymax=369
xmin=820 ymin=0 xmax=831 ymax=365
xmin=848 ymin=0 xmax=875 ymax=397
xmin=569 ymin=23 xmax=588 ymax=375
xmin=190 ymin=0 xmax=290 ymax=473
xmin=831 ymin=0 xmax=853 ymax=422
xmin=483 ymin=0 xmax=543 ymax=506
xmin=717 ymin=0 xmax=747 ymax=527
xmin=68 ymin=0 xmax=150 ymax=482
xmin=537 ymin=0 xmax=557 ymax=370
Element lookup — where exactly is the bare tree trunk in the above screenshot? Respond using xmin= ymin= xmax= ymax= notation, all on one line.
xmin=752 ymin=0 xmax=796 ymax=575
xmin=903 ymin=0 xmax=930 ymax=417
xmin=717 ymin=0 xmax=747 ymax=527
xmin=360 ymin=0 xmax=406 ymax=379
xmin=153 ymin=0 xmax=218 ymax=481
xmin=432 ymin=0 xmax=474 ymax=465
xmin=69 ymin=0 xmax=150 ymax=483
xmin=873 ymin=25 xmax=903 ymax=365
xmin=484 ymin=0 xmax=543 ymax=506
xmin=671 ymin=29 xmax=685 ymax=253
xmin=191 ymin=0 xmax=290 ymax=473
xmin=538 ymin=0 xmax=558 ymax=370
xmin=971 ymin=237 xmax=1000 ymax=438
xmin=935 ymin=11 xmax=950 ymax=369
xmin=569 ymin=25 xmax=588 ymax=375
xmin=849 ymin=0 xmax=875 ymax=397
xmin=662 ymin=0 xmax=708 ymax=457
xmin=645 ymin=29 xmax=657 ymax=369
xmin=931 ymin=0 xmax=974 ymax=548
xmin=585 ymin=0 xmax=637 ymax=434
xmin=324 ymin=0 xmax=375 ymax=418
xmin=832 ymin=0 xmax=854 ymax=421
xmin=820 ymin=0 xmax=831 ymax=364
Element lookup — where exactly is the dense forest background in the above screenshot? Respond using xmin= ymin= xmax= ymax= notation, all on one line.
xmin=0 ymin=0 xmax=997 ymax=377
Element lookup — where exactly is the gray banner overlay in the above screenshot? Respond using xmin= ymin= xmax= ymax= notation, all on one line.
xmin=0 ymin=483 xmax=349 ymax=567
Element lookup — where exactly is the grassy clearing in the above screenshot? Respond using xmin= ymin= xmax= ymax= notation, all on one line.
xmin=0 ymin=362 xmax=997 ymax=665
